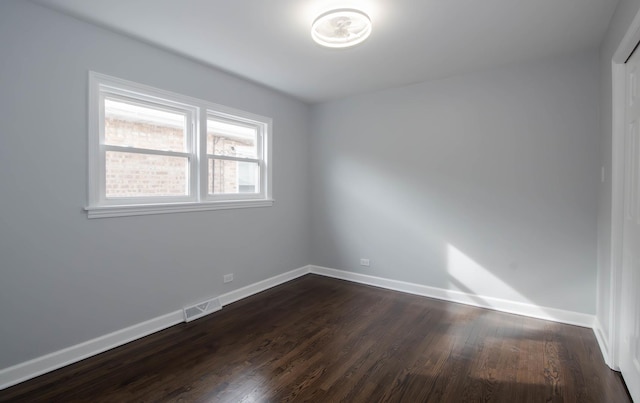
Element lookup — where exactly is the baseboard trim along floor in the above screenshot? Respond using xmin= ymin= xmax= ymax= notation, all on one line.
xmin=309 ymin=266 xmax=594 ymax=328
xmin=0 ymin=264 xmax=598 ymax=390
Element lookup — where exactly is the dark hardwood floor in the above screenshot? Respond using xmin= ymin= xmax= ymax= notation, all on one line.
xmin=0 ymin=274 xmax=631 ymax=402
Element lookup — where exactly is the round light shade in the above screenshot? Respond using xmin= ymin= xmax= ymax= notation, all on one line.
xmin=311 ymin=8 xmax=372 ymax=48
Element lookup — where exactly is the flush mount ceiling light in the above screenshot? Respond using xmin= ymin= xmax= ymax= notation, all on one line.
xmin=311 ymin=8 xmax=372 ymax=48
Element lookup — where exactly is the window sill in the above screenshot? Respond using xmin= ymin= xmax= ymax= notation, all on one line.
xmin=85 ymin=199 xmax=274 ymax=219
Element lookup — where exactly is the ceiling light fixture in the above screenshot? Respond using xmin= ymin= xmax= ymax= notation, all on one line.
xmin=311 ymin=8 xmax=372 ymax=48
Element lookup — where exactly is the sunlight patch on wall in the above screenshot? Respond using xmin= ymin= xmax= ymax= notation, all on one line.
xmin=446 ymin=244 xmax=548 ymax=318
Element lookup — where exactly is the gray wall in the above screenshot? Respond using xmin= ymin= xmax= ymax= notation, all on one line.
xmin=0 ymin=0 xmax=611 ymax=374
xmin=0 ymin=0 xmax=310 ymax=369
xmin=310 ymin=51 xmax=601 ymax=314
xmin=596 ymin=0 xmax=640 ymax=350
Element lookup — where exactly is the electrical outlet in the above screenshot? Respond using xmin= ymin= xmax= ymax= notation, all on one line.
xmin=360 ymin=258 xmax=370 ymax=267
xmin=223 ymin=273 xmax=234 ymax=283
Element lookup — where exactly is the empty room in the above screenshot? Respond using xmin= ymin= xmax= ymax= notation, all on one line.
xmin=1 ymin=0 xmax=639 ymax=401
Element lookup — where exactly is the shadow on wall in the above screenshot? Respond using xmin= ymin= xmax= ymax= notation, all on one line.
xmin=312 ymin=154 xmax=594 ymax=315
xmin=310 ymin=55 xmax=599 ymax=315
xmin=446 ymin=244 xmax=562 ymax=320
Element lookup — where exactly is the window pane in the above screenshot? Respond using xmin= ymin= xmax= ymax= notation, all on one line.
xmin=207 ymin=118 xmax=257 ymax=158
xmin=209 ymin=159 xmax=259 ymax=195
xmin=106 ymin=151 xmax=188 ymax=198
xmin=105 ymin=98 xmax=187 ymax=152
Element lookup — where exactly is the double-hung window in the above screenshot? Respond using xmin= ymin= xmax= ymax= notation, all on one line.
xmin=87 ymin=72 xmax=273 ymax=218
xmin=206 ymin=113 xmax=264 ymax=199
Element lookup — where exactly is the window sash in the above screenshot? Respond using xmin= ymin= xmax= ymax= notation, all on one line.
xmin=206 ymin=114 xmax=263 ymax=160
xmin=103 ymin=148 xmax=193 ymax=202
xmin=104 ymin=145 xmax=192 ymax=159
xmin=207 ymin=156 xmax=264 ymax=200
xmin=205 ymin=111 xmax=267 ymax=201
xmin=97 ymin=92 xmax=198 ymax=206
xmin=87 ymin=71 xmax=273 ymax=218
xmin=103 ymin=93 xmax=191 ymax=152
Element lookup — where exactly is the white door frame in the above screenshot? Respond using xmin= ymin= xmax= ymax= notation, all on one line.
xmin=608 ymin=9 xmax=640 ymax=370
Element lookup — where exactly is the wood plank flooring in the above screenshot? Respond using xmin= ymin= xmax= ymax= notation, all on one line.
xmin=0 ymin=274 xmax=631 ymax=402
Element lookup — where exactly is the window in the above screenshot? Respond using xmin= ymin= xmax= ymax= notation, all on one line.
xmin=87 ymin=72 xmax=272 ymax=218
xmin=206 ymin=114 xmax=263 ymax=198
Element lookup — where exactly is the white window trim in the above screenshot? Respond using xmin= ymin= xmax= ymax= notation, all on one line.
xmin=86 ymin=72 xmax=273 ymax=219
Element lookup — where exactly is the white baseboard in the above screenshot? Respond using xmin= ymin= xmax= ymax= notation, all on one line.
xmin=1 ymin=264 xmax=599 ymax=391
xmin=219 ymin=265 xmax=310 ymax=307
xmin=309 ymin=266 xmax=595 ymax=328
xmin=0 ymin=310 xmax=184 ymax=391
xmin=593 ymin=317 xmax=616 ymax=369
xmin=0 ymin=265 xmax=311 ymax=391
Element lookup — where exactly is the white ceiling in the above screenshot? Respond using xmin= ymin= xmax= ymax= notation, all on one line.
xmin=33 ymin=0 xmax=618 ymax=103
